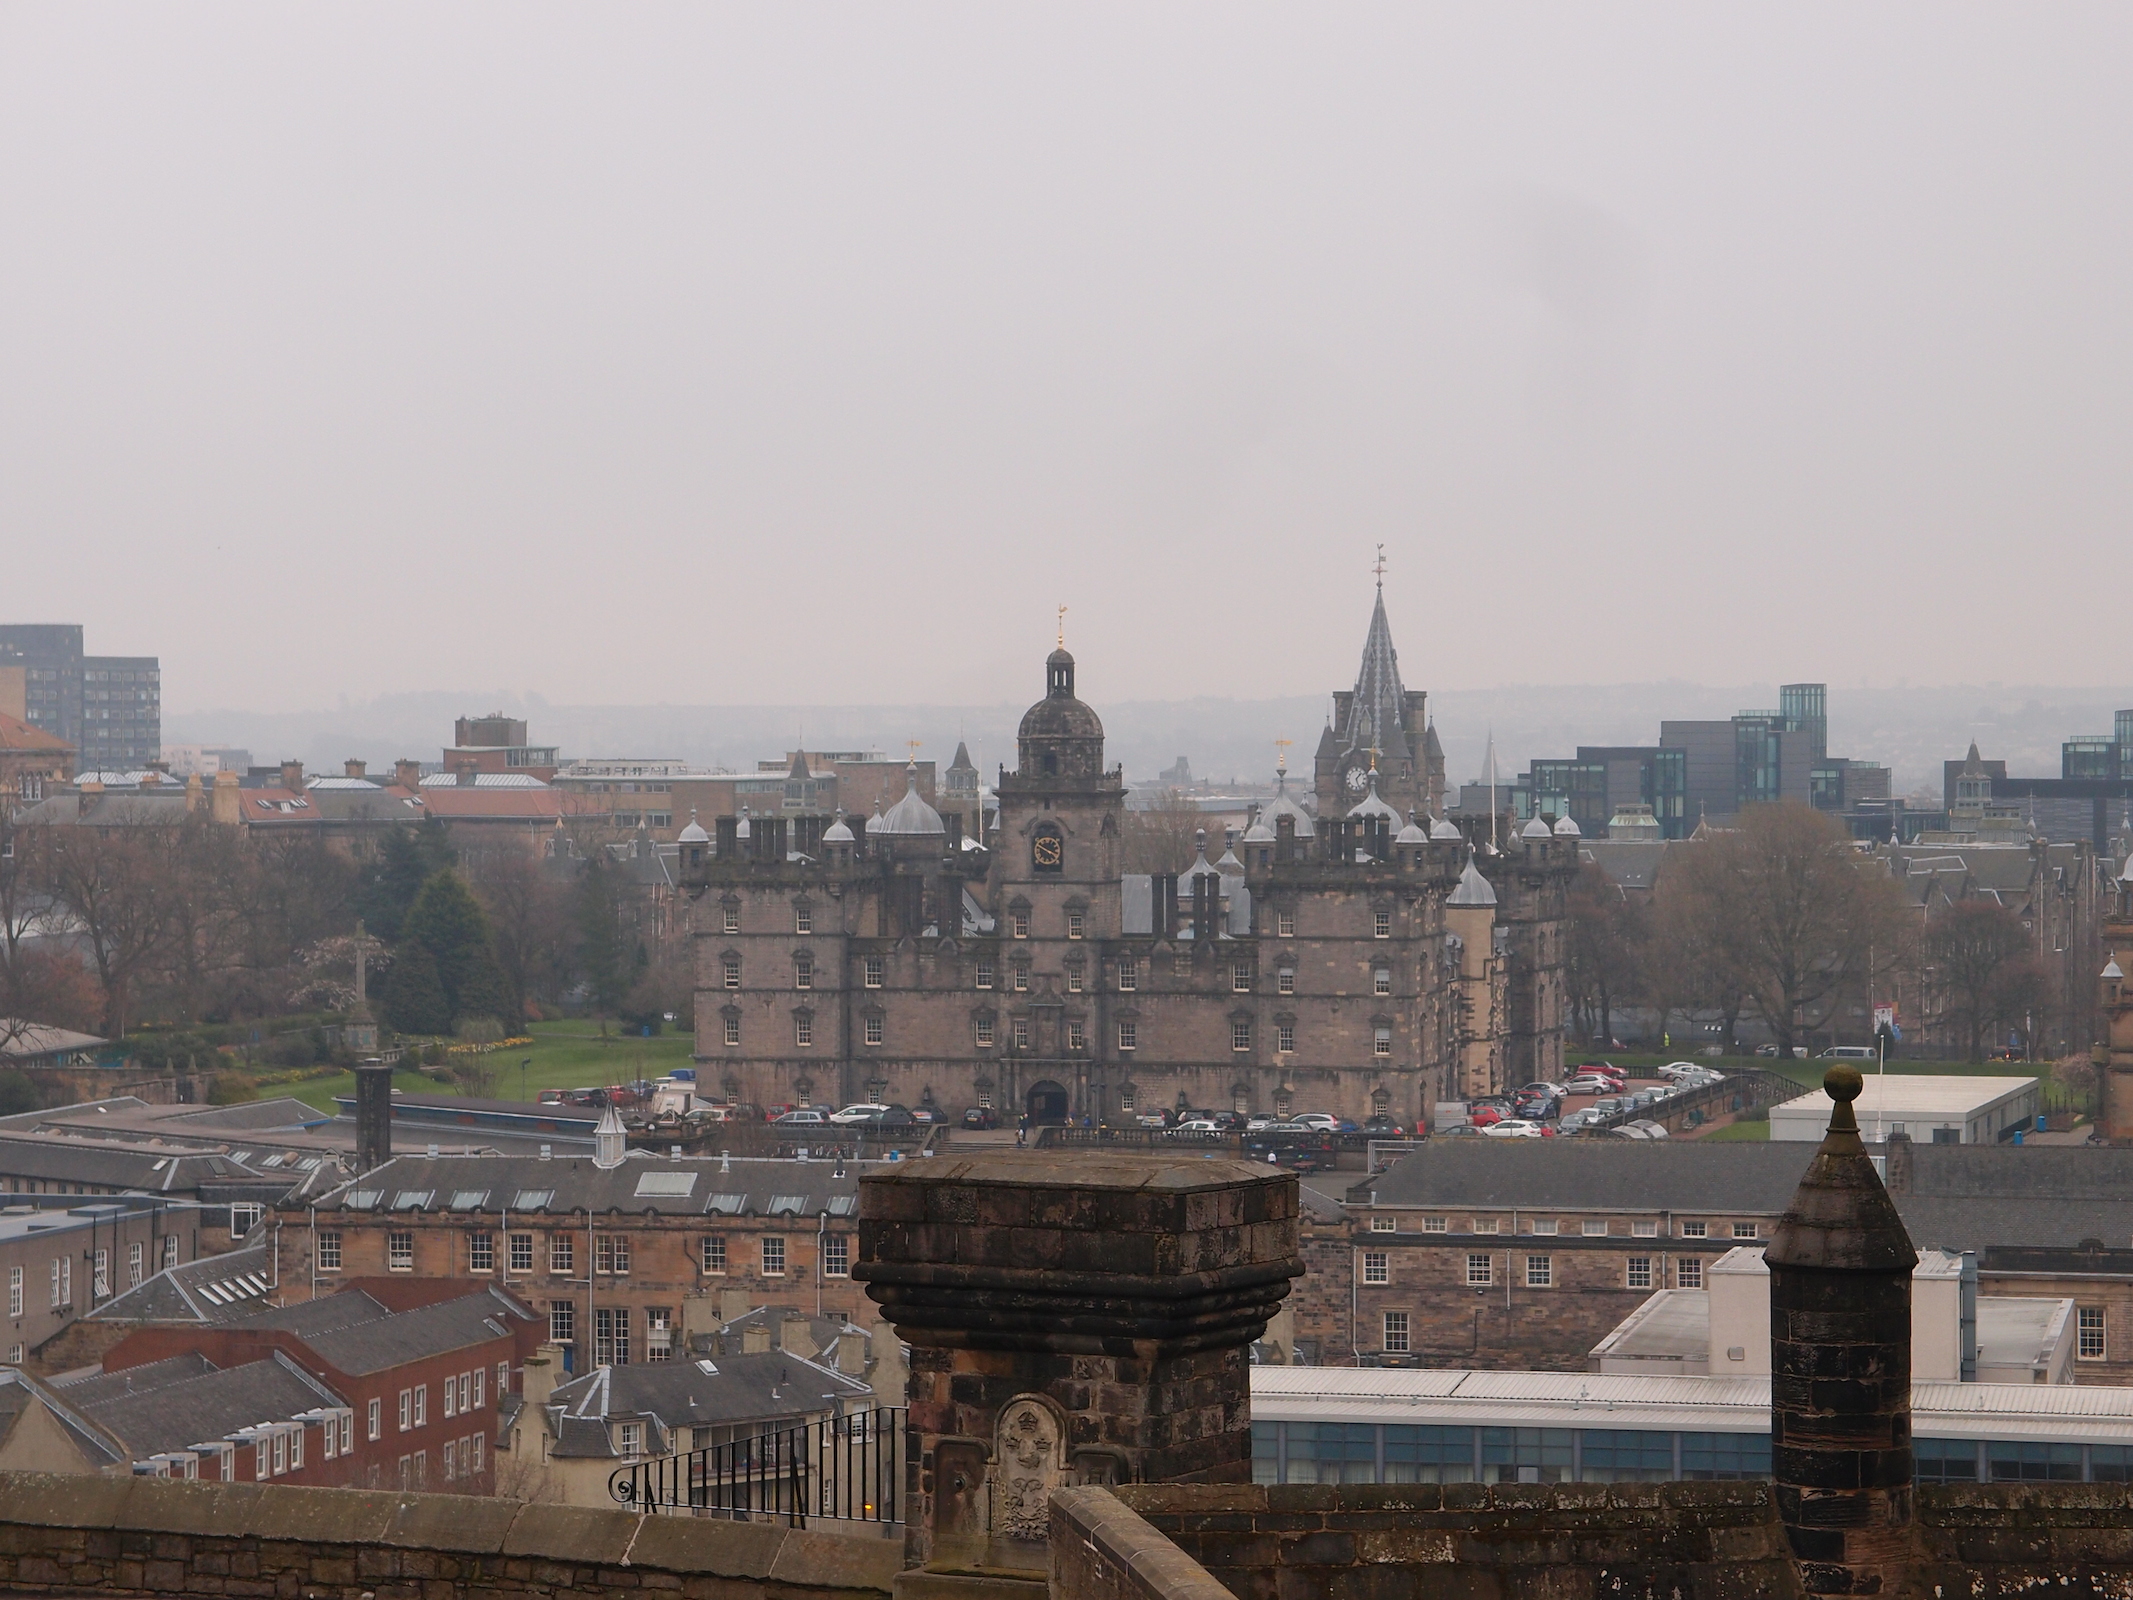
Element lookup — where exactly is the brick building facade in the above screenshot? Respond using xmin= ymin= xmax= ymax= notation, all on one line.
xmin=684 ymin=599 xmax=1573 ymax=1127
xmin=92 ymin=1279 xmax=540 ymax=1491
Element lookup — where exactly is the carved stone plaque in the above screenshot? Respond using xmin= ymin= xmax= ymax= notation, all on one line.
xmin=991 ymin=1396 xmax=1064 ymax=1543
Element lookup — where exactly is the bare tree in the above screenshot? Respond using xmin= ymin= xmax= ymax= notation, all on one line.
xmin=1659 ymin=804 xmax=1907 ymax=1058
xmin=1923 ymin=899 xmax=2047 ymax=1060
xmin=1563 ymin=861 xmax=1646 ymax=1046
xmin=1121 ymin=789 xmax=1210 ymax=875
xmin=34 ymin=826 xmax=181 ymax=1037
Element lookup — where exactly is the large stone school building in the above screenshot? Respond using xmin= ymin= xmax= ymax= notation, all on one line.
xmin=682 ymin=594 xmax=1575 ymax=1128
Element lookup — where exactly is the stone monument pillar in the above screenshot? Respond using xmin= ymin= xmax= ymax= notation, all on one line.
xmin=1767 ymin=1065 xmax=1918 ymax=1596
xmin=854 ymin=1152 xmax=1300 ymax=1587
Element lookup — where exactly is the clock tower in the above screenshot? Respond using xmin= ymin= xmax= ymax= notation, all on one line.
xmin=993 ymin=644 xmax=1125 ymax=917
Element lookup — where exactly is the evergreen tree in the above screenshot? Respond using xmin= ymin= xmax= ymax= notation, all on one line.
xmin=382 ymin=939 xmax=451 ymax=1036
xmin=399 ymin=870 xmax=509 ymax=1030
xmin=573 ymin=857 xmax=631 ymax=1024
xmin=358 ymin=822 xmax=457 ymax=945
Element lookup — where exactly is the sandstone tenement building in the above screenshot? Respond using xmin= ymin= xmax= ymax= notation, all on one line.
xmin=682 ymin=593 xmax=1575 ymax=1127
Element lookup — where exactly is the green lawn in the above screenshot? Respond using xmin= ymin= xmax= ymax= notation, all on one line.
xmin=275 ymin=1022 xmax=700 ymax=1115
xmin=1701 ymin=1119 xmax=1771 ymax=1142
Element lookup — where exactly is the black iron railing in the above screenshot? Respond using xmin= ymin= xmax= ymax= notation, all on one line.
xmin=609 ymin=1408 xmax=904 ymax=1527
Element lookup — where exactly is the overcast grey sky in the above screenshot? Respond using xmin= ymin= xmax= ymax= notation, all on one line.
xmin=3 ymin=5 xmax=2128 ymax=718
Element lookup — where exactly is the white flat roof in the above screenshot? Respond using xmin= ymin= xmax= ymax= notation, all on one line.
xmin=1771 ymin=1074 xmax=2036 ymax=1118
xmin=1249 ymin=1365 xmax=2133 ymax=1442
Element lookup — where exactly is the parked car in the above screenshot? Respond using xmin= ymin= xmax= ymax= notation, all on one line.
xmin=1481 ymin=1120 xmax=1549 ymax=1138
xmin=603 ymin=1085 xmax=645 ymax=1108
xmin=1626 ymin=1119 xmax=1671 ymax=1139
xmin=1820 ymin=1046 xmax=1878 ymax=1061
xmin=843 ymin=1104 xmax=917 ymax=1127
xmin=1563 ymin=1076 xmax=1615 ymax=1095
xmin=773 ymin=1110 xmax=828 ymax=1125
xmin=1361 ymin=1115 xmax=1406 ymax=1135
xmin=1290 ymin=1113 xmax=1340 ymax=1131
xmin=1136 ymin=1111 xmax=1172 ymax=1129
xmin=830 ymin=1103 xmax=894 ymax=1124
xmin=1171 ymin=1119 xmax=1222 ymax=1134
xmin=1467 ymin=1105 xmax=1506 ymax=1127
xmin=909 ymin=1107 xmax=945 ymax=1126
xmin=1209 ymin=1111 xmax=1249 ymax=1130
xmin=536 ymin=1089 xmax=565 ymax=1105
xmin=961 ymin=1106 xmax=999 ymax=1130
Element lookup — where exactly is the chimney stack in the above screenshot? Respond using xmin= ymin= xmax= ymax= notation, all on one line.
xmin=280 ymin=759 xmax=304 ymax=792
xmin=394 ymin=758 xmax=422 ymax=790
xmin=344 ymin=758 xmax=367 ymax=780
xmin=1766 ymin=1065 xmax=1918 ymax=1597
xmin=354 ymin=1064 xmax=393 ymax=1174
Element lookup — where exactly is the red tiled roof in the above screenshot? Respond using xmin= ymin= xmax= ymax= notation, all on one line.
xmin=415 ymin=788 xmax=572 ymax=821
xmin=0 ymin=712 xmax=72 ymax=755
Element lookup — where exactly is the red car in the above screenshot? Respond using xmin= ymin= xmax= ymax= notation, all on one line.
xmin=1468 ymin=1106 xmax=1505 ymax=1127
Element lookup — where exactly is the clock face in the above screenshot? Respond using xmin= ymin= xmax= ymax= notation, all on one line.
xmin=1033 ymin=832 xmax=1063 ymax=870
xmin=1346 ymin=764 xmax=1371 ymax=793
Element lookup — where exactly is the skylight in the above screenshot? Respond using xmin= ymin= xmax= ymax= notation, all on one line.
xmin=704 ymin=1194 xmax=745 ymax=1215
xmin=768 ymin=1195 xmax=807 ymax=1215
xmin=826 ymin=1195 xmax=858 ymax=1216
xmin=344 ymin=1190 xmax=382 ymax=1210
xmin=392 ymin=1190 xmax=435 ymax=1211
xmin=449 ymin=1189 xmax=491 ymax=1211
xmin=635 ymin=1173 xmax=697 ymax=1198
xmin=511 ymin=1190 xmax=554 ymax=1211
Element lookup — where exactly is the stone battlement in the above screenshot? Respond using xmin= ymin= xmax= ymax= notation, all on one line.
xmin=0 ymin=1470 xmax=898 ymax=1600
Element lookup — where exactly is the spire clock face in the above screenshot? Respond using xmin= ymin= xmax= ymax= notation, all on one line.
xmin=1345 ymin=760 xmax=1372 ymax=794
xmin=1032 ymin=828 xmax=1063 ymax=872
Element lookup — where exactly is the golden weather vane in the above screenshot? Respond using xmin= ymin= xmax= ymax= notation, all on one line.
xmin=1275 ymin=736 xmax=1292 ymax=774
xmin=1057 ymin=604 xmax=1068 ymax=648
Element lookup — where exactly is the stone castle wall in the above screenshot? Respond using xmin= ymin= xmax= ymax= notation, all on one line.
xmin=0 ymin=1471 xmax=898 ymax=1600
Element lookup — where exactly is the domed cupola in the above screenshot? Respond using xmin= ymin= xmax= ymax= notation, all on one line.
xmin=1347 ymin=775 xmax=1399 ymax=825
xmin=1016 ymin=646 xmax=1106 ymax=782
xmin=875 ymin=762 xmax=946 ymax=838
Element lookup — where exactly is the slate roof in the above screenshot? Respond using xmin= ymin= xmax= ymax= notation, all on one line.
xmin=310 ymin=1152 xmax=866 ymax=1218
xmin=1578 ymin=841 xmax=1672 ymax=892
xmin=0 ymin=1136 xmax=255 ymax=1193
xmin=546 ymin=1349 xmax=870 ymax=1457
xmin=0 ymin=1369 xmax=123 ymax=1467
xmin=59 ymin=1351 xmax=340 ymax=1460
xmin=1337 ymin=586 xmax=1410 ymax=768
xmin=1363 ymin=1140 xmax=2133 ymax=1254
xmin=237 ymin=1284 xmax=536 ymax=1373
xmin=84 ymin=1238 xmax=276 ymax=1326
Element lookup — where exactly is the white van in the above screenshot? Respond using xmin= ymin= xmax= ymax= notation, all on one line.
xmin=1819 ymin=1046 xmax=1877 ymax=1061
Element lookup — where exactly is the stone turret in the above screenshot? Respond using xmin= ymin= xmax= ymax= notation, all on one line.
xmin=1767 ymin=1064 xmax=1918 ymax=1596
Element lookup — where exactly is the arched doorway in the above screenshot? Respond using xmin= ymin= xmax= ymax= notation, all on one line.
xmin=1025 ymin=1080 xmax=1070 ymax=1125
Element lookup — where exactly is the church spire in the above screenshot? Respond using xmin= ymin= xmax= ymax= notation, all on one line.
xmin=1339 ymin=576 xmax=1410 ymax=767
